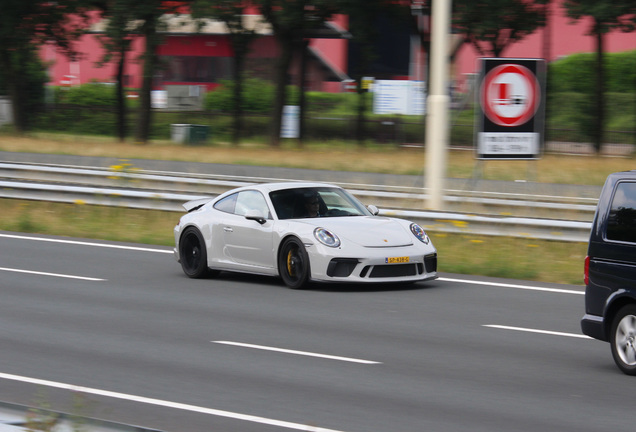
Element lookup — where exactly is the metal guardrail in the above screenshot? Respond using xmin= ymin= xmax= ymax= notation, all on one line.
xmin=0 ymin=400 xmax=162 ymax=432
xmin=0 ymin=162 xmax=595 ymax=242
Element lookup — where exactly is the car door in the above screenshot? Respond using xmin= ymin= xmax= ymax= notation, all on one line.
xmin=222 ymin=190 xmax=276 ymax=270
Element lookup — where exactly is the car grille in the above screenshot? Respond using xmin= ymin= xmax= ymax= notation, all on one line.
xmin=368 ymin=263 xmax=418 ymax=278
xmin=327 ymin=258 xmax=359 ymax=277
xmin=424 ymin=253 xmax=437 ymax=273
xmin=328 ymin=254 xmax=437 ymax=279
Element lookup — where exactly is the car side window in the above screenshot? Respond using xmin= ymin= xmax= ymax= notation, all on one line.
xmin=235 ymin=190 xmax=271 ymax=219
xmin=214 ymin=193 xmax=237 ymax=214
xmin=607 ymin=182 xmax=636 ymax=243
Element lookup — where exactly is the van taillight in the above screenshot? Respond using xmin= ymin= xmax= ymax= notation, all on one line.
xmin=584 ymin=256 xmax=590 ymax=286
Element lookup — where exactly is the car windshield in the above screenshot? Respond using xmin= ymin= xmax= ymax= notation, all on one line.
xmin=269 ymin=187 xmax=371 ymax=220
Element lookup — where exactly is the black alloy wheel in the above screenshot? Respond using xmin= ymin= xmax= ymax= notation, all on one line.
xmin=179 ymin=227 xmax=209 ymax=279
xmin=278 ymin=237 xmax=310 ymax=289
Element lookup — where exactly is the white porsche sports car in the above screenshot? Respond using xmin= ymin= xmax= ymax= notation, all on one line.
xmin=174 ymin=182 xmax=437 ymax=289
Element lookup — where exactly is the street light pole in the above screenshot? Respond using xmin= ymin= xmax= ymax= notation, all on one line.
xmin=424 ymin=0 xmax=451 ymax=210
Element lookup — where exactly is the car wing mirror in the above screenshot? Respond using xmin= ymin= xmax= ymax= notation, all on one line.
xmin=245 ymin=209 xmax=267 ymax=225
xmin=367 ymin=205 xmax=379 ymax=216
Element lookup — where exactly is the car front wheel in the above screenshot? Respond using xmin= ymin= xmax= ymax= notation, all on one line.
xmin=278 ymin=237 xmax=310 ymax=289
xmin=610 ymin=304 xmax=636 ymax=375
xmin=179 ymin=227 xmax=209 ymax=279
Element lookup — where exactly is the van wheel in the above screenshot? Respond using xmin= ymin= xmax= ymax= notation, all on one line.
xmin=610 ymin=305 xmax=636 ymax=375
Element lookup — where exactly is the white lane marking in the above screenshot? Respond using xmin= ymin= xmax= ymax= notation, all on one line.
xmin=439 ymin=277 xmax=584 ymax=295
xmin=0 ymin=372 xmax=349 ymax=432
xmin=0 ymin=266 xmax=105 ymax=281
xmin=0 ymin=233 xmax=172 ymax=254
xmin=213 ymin=341 xmax=382 ymax=365
xmin=484 ymin=325 xmax=592 ymax=339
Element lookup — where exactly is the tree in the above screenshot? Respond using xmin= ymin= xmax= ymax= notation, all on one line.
xmin=255 ymin=0 xmax=337 ymax=147
xmin=0 ymin=46 xmax=48 ymax=126
xmin=563 ymin=0 xmax=636 ymax=153
xmin=94 ymin=1 xmax=193 ymax=143
xmin=0 ymin=0 xmax=89 ymax=132
xmin=95 ymin=0 xmax=138 ymax=142
xmin=133 ymin=1 xmax=166 ymax=144
xmin=340 ymin=0 xmax=400 ymax=145
xmin=191 ymin=0 xmax=260 ymax=145
xmin=453 ymin=0 xmax=547 ymax=57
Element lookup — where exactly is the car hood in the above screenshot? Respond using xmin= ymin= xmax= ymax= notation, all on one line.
xmin=303 ymin=216 xmax=414 ymax=247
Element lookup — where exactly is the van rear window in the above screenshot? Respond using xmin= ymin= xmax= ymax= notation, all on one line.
xmin=607 ymin=182 xmax=636 ymax=242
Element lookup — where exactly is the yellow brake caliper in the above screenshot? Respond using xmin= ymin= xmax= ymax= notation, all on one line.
xmin=287 ymin=248 xmax=296 ymax=277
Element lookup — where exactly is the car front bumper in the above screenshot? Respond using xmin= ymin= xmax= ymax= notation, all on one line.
xmin=307 ymin=242 xmax=437 ymax=284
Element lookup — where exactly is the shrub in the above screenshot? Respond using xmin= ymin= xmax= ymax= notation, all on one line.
xmin=56 ymin=82 xmax=117 ymax=106
xmin=549 ymin=50 xmax=636 ymax=93
xmin=205 ymin=77 xmax=281 ymax=113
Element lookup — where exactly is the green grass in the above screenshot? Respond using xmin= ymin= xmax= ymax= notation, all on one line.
xmin=2 ymin=132 xmax=636 ymax=185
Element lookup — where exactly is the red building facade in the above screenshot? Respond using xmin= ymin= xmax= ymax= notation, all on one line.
xmin=42 ymin=2 xmax=635 ymax=95
xmin=44 ymin=12 xmax=350 ymax=93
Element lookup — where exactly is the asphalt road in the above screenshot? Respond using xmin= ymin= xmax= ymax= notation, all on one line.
xmin=0 ymin=231 xmax=629 ymax=432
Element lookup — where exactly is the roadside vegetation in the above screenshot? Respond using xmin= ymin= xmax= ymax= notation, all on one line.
xmin=2 ymin=132 xmax=636 ymax=185
xmin=18 ymin=50 xmax=636 ymax=148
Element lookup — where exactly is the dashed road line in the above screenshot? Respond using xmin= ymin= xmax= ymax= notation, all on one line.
xmin=484 ymin=324 xmax=591 ymax=339
xmin=0 ymin=266 xmax=105 ymax=281
xmin=213 ymin=341 xmax=382 ymax=364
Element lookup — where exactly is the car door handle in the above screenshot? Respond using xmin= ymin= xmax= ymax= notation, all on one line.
xmin=223 ymin=227 xmax=233 ymax=232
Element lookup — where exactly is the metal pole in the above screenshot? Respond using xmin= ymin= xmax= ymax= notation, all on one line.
xmin=424 ymin=0 xmax=451 ymax=210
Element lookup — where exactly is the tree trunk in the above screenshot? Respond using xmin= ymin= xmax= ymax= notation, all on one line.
xmin=270 ymin=35 xmax=293 ymax=147
xmin=298 ymin=39 xmax=308 ymax=147
xmin=115 ymin=45 xmax=127 ymax=142
xmin=135 ymin=15 xmax=158 ymax=144
xmin=355 ymin=82 xmax=366 ymax=145
xmin=232 ymin=54 xmax=244 ymax=146
xmin=593 ymin=23 xmax=605 ymax=154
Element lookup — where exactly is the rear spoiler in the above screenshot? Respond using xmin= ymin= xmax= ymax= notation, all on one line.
xmin=183 ymin=197 xmax=213 ymax=213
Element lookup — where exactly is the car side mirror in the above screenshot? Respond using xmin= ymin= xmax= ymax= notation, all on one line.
xmin=367 ymin=205 xmax=379 ymax=216
xmin=245 ymin=209 xmax=267 ymax=225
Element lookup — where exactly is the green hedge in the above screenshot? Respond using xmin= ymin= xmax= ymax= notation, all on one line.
xmin=55 ymin=82 xmax=119 ymax=106
xmin=549 ymin=50 xmax=636 ymax=93
xmin=29 ymin=52 xmax=636 ymax=145
xmin=203 ymin=77 xmax=359 ymax=115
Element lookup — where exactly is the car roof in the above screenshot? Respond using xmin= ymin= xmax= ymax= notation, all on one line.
xmin=604 ymin=171 xmax=636 ymax=187
xmin=239 ymin=182 xmax=342 ymax=193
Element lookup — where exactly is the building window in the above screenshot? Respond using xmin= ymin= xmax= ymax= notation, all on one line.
xmin=160 ymin=56 xmax=232 ymax=83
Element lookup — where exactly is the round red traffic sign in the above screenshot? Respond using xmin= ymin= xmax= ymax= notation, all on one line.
xmin=481 ymin=64 xmax=540 ymax=127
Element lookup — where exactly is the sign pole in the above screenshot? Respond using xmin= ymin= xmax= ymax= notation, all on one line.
xmin=424 ymin=0 xmax=452 ymax=210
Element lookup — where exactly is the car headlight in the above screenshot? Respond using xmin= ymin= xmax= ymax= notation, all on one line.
xmin=314 ymin=227 xmax=341 ymax=248
xmin=410 ymin=223 xmax=430 ymax=244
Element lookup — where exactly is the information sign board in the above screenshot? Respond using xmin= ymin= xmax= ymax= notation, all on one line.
xmin=475 ymin=58 xmax=546 ymax=159
xmin=373 ymin=80 xmax=426 ymax=115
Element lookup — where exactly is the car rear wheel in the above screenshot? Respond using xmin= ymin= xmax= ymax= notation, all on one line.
xmin=179 ymin=227 xmax=210 ymax=279
xmin=610 ymin=304 xmax=636 ymax=375
xmin=278 ymin=237 xmax=310 ymax=289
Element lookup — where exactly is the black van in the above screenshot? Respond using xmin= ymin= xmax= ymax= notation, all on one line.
xmin=582 ymin=170 xmax=636 ymax=375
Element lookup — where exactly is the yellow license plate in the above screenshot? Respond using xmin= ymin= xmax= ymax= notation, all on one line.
xmin=385 ymin=256 xmax=409 ymax=264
